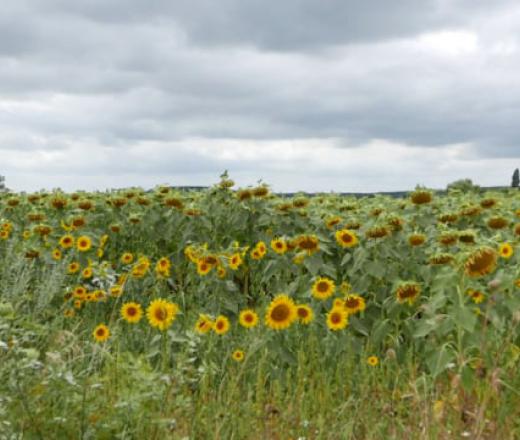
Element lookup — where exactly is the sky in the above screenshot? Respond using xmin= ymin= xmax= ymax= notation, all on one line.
xmin=1 ymin=0 xmax=520 ymax=193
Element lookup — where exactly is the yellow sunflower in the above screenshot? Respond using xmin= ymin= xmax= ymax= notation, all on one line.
xmin=146 ymin=299 xmax=179 ymax=331
xmin=52 ymin=248 xmax=62 ymax=260
xmin=270 ymin=238 xmax=288 ymax=255
xmin=92 ymin=324 xmax=110 ymax=342
xmin=464 ymin=247 xmax=498 ymax=278
xmin=121 ymin=302 xmax=143 ymax=324
xmin=213 ymin=315 xmax=230 ymax=335
xmin=197 ymin=259 xmax=212 ymax=276
xmin=228 ymin=253 xmax=243 ymax=270
xmin=396 ymin=282 xmax=421 ymax=305
xmin=67 ymin=261 xmax=80 ymax=274
xmin=109 ymin=285 xmax=123 ymax=298
xmin=82 ymin=267 xmax=93 ymax=279
xmin=367 ymin=356 xmax=379 ymax=366
xmin=239 ymin=309 xmax=259 ymax=328
xmin=335 ymin=229 xmax=358 ymax=248
xmin=59 ymin=234 xmax=74 ymax=249
xmin=326 ymin=307 xmax=349 ymax=331
xmin=343 ymin=294 xmax=366 ymax=315
xmin=195 ymin=314 xmax=213 ymax=334
xmin=408 ymin=233 xmax=426 ymax=246
xmin=231 ymin=350 xmax=245 ymax=362
xmin=265 ymin=295 xmax=297 ymax=330
xmin=466 ymin=289 xmax=485 ymax=304
xmin=120 ymin=252 xmax=134 ymax=264
xmin=311 ymin=277 xmax=336 ymax=300
xmin=498 ymin=243 xmax=513 ymax=259
xmin=296 ymin=304 xmax=314 ymax=324
xmin=76 ymin=235 xmax=92 ymax=252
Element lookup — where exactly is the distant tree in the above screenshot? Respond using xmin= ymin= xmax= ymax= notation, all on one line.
xmin=447 ymin=178 xmax=480 ymax=194
xmin=512 ymin=168 xmax=519 ymax=188
xmin=0 ymin=175 xmax=5 ymax=191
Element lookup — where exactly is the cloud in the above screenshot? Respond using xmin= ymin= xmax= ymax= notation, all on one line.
xmin=0 ymin=0 xmax=519 ymax=191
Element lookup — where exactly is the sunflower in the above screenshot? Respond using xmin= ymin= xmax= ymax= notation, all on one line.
xmin=217 ymin=266 xmax=226 ymax=278
xmin=408 ymin=233 xmax=426 ymax=247
xmin=410 ymin=189 xmax=432 ymax=205
xmin=195 ymin=314 xmax=213 ymax=334
xmin=296 ymin=234 xmax=320 ymax=255
xmin=265 ymin=295 xmax=297 ymax=330
xmin=515 ymin=279 xmax=520 ymax=288
xmin=466 ymin=289 xmax=485 ymax=304
xmin=438 ymin=233 xmax=458 ymax=246
xmin=514 ymin=223 xmax=520 ymax=236
xmin=326 ymin=307 xmax=349 ymax=331
xmin=52 ymin=248 xmax=62 ymax=261
xmin=270 ymin=238 xmax=287 ymax=255
xmin=121 ymin=302 xmax=143 ymax=324
xmin=213 ymin=315 xmax=230 ymax=335
xmin=365 ymin=226 xmax=389 ymax=239
xmin=64 ymin=309 xmax=75 ymax=318
xmin=197 ymin=259 xmax=212 ymax=276
xmin=487 ymin=216 xmax=508 ymax=230
xmin=109 ymin=285 xmax=123 ymax=298
xmin=76 ymin=236 xmax=92 ymax=252
xmin=395 ymin=282 xmax=421 ymax=305
xmin=429 ymin=253 xmax=454 ymax=266
xmin=68 ymin=262 xmax=80 ymax=274
xmin=239 ymin=309 xmax=259 ymax=328
xmin=343 ymin=294 xmax=366 ymax=315
xmin=367 ymin=356 xmax=379 ymax=367
xmin=311 ymin=277 xmax=336 ymax=300
xmin=92 ymin=324 xmax=110 ymax=342
xmin=498 ymin=243 xmax=513 ymax=259
xmin=120 ymin=252 xmax=134 ymax=264
xmin=464 ymin=247 xmax=497 ymax=278
xmin=146 ymin=299 xmax=179 ymax=331
xmin=229 ymin=253 xmax=243 ymax=270
xmin=458 ymin=230 xmax=476 ymax=244
xmin=155 ymin=257 xmax=171 ymax=277
xmin=73 ymin=286 xmax=87 ymax=300
xmin=335 ymin=229 xmax=359 ymax=248
xmin=131 ymin=257 xmax=151 ymax=278
xmin=296 ymin=304 xmax=314 ymax=324
xmin=59 ymin=234 xmax=74 ymax=249
xmin=22 ymin=230 xmax=31 ymax=240
xmin=326 ymin=216 xmax=341 ymax=230
xmin=82 ymin=267 xmax=93 ymax=279
xmin=231 ymin=350 xmax=245 ymax=362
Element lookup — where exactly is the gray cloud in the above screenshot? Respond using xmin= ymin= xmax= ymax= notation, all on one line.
xmin=0 ymin=0 xmax=519 ymax=192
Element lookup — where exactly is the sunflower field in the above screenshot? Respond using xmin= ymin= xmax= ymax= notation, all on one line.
xmin=0 ymin=176 xmax=519 ymax=439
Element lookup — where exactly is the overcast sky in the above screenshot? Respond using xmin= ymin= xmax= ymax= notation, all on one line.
xmin=1 ymin=0 xmax=520 ymax=193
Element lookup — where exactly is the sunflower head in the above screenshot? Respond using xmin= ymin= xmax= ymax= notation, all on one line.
xmin=395 ymin=282 xmax=421 ymax=305
xmin=295 ymin=234 xmax=320 ymax=255
xmin=270 ymin=238 xmax=287 ymax=255
xmin=232 ymin=350 xmax=245 ymax=362
xmin=239 ymin=309 xmax=259 ymax=328
xmin=438 ymin=232 xmax=458 ymax=246
xmin=76 ymin=236 xmax=92 ymax=252
xmin=326 ymin=307 xmax=349 ymax=331
xmin=410 ymin=189 xmax=433 ymax=205
xmin=464 ymin=247 xmax=498 ymax=278
xmin=296 ymin=304 xmax=314 ymax=324
xmin=480 ymin=198 xmax=497 ymax=209
xmin=195 ymin=314 xmax=213 ymax=334
xmin=466 ymin=289 xmax=485 ymax=304
xmin=429 ymin=253 xmax=454 ymax=266
xmin=213 ymin=315 xmax=230 ymax=335
xmin=365 ymin=226 xmax=389 ymax=239
xmin=498 ymin=243 xmax=513 ymax=259
xmin=311 ymin=277 xmax=336 ymax=300
xmin=487 ymin=216 xmax=508 ymax=230
xmin=344 ymin=294 xmax=366 ymax=315
xmin=335 ymin=229 xmax=358 ymax=248
xmin=146 ymin=299 xmax=179 ymax=331
xmin=121 ymin=302 xmax=143 ymax=324
xmin=265 ymin=295 xmax=297 ymax=330
xmin=367 ymin=356 xmax=379 ymax=367
xmin=408 ymin=233 xmax=426 ymax=246
xmin=93 ymin=324 xmax=110 ymax=342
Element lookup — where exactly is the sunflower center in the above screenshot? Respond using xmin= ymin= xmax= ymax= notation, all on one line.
xmin=345 ymin=298 xmax=359 ymax=308
xmin=398 ymin=286 xmax=418 ymax=299
xmin=271 ymin=304 xmax=290 ymax=322
xmin=96 ymin=329 xmax=105 ymax=336
xmin=216 ymin=321 xmax=224 ymax=330
xmin=154 ymin=307 xmax=167 ymax=321
xmin=127 ymin=307 xmax=137 ymax=316
xmin=317 ymin=282 xmax=329 ymax=293
xmin=330 ymin=312 xmax=342 ymax=324
xmin=341 ymin=233 xmax=353 ymax=243
xmin=245 ymin=314 xmax=253 ymax=322
xmin=297 ymin=308 xmax=308 ymax=318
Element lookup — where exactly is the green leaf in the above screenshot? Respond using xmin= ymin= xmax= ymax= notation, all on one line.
xmin=451 ymin=305 xmax=477 ymax=333
xmin=426 ymin=344 xmax=454 ymax=377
